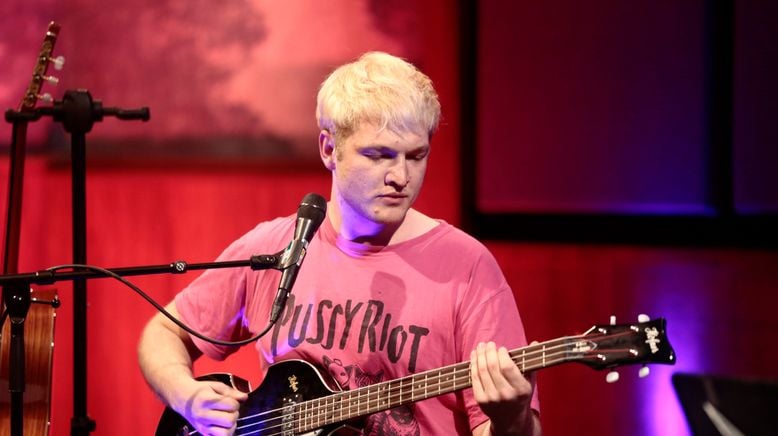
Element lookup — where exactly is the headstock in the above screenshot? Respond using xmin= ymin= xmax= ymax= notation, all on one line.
xmin=18 ymin=21 xmax=64 ymax=111
xmin=572 ymin=316 xmax=676 ymax=373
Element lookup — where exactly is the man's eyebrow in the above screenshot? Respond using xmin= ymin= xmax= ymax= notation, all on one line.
xmin=410 ymin=144 xmax=430 ymax=153
xmin=358 ymin=143 xmax=430 ymax=151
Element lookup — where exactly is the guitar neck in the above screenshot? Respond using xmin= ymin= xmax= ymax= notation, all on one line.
xmin=4 ymin=21 xmax=61 ymax=275
xmin=293 ymin=336 xmax=579 ymax=432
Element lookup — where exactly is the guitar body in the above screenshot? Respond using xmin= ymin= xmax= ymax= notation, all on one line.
xmin=156 ymin=360 xmax=362 ymax=436
xmin=0 ymin=289 xmax=57 ymax=436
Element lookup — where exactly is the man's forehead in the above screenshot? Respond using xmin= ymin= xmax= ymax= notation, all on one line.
xmin=350 ymin=122 xmax=430 ymax=147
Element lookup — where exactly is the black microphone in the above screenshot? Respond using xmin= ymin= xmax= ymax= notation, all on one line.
xmin=269 ymin=193 xmax=327 ymax=323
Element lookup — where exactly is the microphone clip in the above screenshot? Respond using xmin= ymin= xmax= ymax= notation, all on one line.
xmin=277 ymin=239 xmax=308 ymax=270
xmin=248 ymin=254 xmax=281 ymax=271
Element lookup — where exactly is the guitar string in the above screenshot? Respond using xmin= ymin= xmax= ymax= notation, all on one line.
xmin=232 ymin=337 xmax=576 ymax=426
xmin=189 ymin=328 xmax=645 ymax=435
xmin=228 ymin=352 xmax=571 ymax=436
xmin=233 ymin=338 xmax=585 ymax=435
xmin=223 ymin=338 xmax=582 ymax=435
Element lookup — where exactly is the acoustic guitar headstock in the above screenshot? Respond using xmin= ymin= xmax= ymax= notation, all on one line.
xmin=18 ymin=21 xmax=64 ymax=111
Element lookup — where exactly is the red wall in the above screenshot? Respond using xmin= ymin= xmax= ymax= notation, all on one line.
xmin=1 ymin=2 xmax=777 ymax=436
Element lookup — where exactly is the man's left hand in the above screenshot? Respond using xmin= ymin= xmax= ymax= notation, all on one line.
xmin=470 ymin=341 xmax=539 ymax=435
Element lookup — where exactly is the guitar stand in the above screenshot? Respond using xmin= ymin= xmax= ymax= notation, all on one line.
xmin=2 ymin=282 xmax=31 ymax=436
xmin=3 ymin=89 xmax=149 ymax=436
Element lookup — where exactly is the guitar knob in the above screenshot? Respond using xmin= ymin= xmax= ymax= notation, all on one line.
xmin=638 ymin=314 xmax=650 ymax=323
xmin=639 ymin=365 xmax=650 ymax=378
xmin=49 ymin=55 xmax=65 ymax=70
xmin=606 ymin=370 xmax=620 ymax=383
xmin=610 ymin=315 xmax=616 ymax=325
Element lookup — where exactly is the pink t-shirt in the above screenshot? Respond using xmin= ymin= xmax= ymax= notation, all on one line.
xmin=176 ymin=215 xmax=539 ymax=434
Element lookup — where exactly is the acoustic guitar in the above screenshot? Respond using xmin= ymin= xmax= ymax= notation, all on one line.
xmin=0 ymin=21 xmax=62 ymax=436
xmin=157 ymin=317 xmax=676 ymax=435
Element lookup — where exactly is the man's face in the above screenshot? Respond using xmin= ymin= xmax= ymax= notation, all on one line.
xmin=327 ymin=122 xmax=430 ymax=228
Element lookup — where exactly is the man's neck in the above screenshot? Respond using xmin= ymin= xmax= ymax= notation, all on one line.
xmin=328 ymin=206 xmax=437 ymax=247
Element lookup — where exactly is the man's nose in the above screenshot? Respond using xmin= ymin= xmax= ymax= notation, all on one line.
xmin=386 ymin=157 xmax=409 ymax=188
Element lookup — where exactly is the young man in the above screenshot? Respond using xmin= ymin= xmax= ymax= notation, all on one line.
xmin=138 ymin=52 xmax=540 ymax=435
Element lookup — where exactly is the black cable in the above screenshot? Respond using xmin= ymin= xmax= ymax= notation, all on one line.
xmin=45 ymin=263 xmax=275 ymax=347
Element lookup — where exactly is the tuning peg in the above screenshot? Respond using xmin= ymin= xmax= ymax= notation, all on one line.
xmin=49 ymin=55 xmax=65 ymax=70
xmin=606 ymin=370 xmax=620 ymax=383
xmin=610 ymin=315 xmax=616 ymax=325
xmin=42 ymin=75 xmax=59 ymax=85
xmin=638 ymin=314 xmax=650 ymax=323
xmin=639 ymin=365 xmax=650 ymax=378
xmin=38 ymin=93 xmax=53 ymax=103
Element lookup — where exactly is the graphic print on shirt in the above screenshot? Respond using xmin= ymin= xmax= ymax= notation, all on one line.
xmin=322 ymin=355 xmax=420 ymax=436
xmin=270 ymin=294 xmax=431 ymax=372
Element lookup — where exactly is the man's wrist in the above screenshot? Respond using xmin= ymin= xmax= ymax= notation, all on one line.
xmin=489 ymin=407 xmax=537 ymax=436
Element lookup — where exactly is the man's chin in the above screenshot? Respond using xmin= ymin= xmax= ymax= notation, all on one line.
xmin=370 ymin=208 xmax=409 ymax=226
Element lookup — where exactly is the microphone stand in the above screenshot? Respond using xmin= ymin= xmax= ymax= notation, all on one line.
xmin=0 ymin=255 xmax=282 ymax=285
xmin=0 ymin=253 xmax=282 ymax=436
xmin=4 ymin=89 xmax=149 ymax=436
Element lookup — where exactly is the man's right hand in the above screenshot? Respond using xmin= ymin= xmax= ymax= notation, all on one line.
xmin=176 ymin=380 xmax=248 ymax=436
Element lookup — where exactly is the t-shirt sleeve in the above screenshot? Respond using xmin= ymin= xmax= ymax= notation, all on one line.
xmin=175 ymin=218 xmax=290 ymax=360
xmin=455 ymin=250 xmax=541 ymax=431
xmin=174 ymin=234 xmax=253 ymax=360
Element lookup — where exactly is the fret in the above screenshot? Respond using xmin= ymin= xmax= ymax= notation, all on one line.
xmin=306 ymin=398 xmax=312 ymax=430
xmin=340 ymin=391 xmax=348 ymax=421
xmin=348 ymin=389 xmax=355 ymax=420
xmin=357 ymin=385 xmax=362 ymax=416
xmin=306 ymin=397 xmax=312 ymax=429
xmin=298 ymin=400 xmax=304 ymax=431
xmin=367 ymin=384 xmax=375 ymax=414
xmin=323 ymin=395 xmax=329 ymax=424
xmin=328 ymin=392 xmax=334 ymax=422
xmin=373 ymin=383 xmax=378 ymax=414
xmin=297 ymin=401 xmax=305 ymax=433
xmin=340 ymin=391 xmax=345 ymax=422
xmin=315 ymin=396 xmax=322 ymax=428
xmin=312 ymin=398 xmax=317 ymax=428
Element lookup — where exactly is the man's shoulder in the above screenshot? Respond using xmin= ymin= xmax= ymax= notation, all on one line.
xmin=415 ymin=218 xmax=491 ymax=257
xmin=408 ymin=209 xmax=483 ymax=247
xmin=225 ymin=214 xmax=297 ymax=256
xmin=248 ymin=214 xmax=296 ymax=235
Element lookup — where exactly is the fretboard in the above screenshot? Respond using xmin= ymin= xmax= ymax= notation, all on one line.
xmin=293 ymin=335 xmax=586 ymax=433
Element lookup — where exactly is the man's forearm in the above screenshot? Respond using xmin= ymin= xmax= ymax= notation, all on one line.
xmin=137 ymin=304 xmax=202 ymax=409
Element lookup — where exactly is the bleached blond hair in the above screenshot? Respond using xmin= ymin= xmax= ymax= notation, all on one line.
xmin=316 ymin=51 xmax=441 ymax=144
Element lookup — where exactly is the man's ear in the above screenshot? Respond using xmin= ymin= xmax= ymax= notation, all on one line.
xmin=319 ymin=130 xmax=336 ymax=170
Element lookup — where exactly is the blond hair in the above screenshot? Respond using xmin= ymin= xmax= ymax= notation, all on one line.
xmin=316 ymin=52 xmax=441 ymax=143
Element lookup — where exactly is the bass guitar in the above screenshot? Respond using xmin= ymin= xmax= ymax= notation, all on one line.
xmin=156 ymin=317 xmax=676 ymax=435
